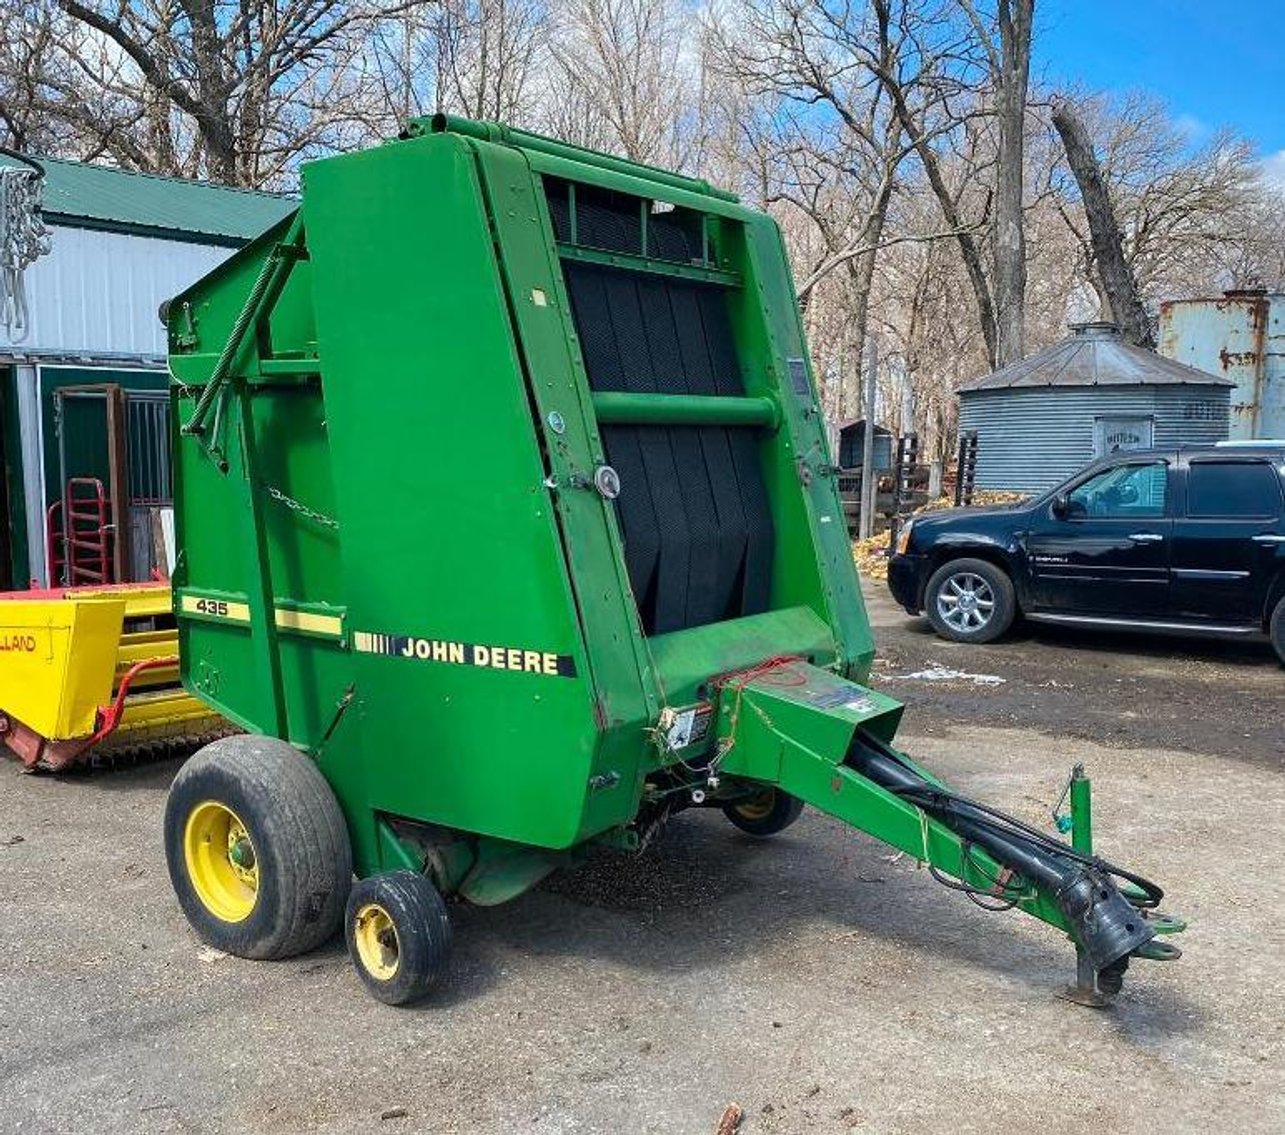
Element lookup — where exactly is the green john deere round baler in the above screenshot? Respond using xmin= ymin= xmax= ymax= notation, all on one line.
xmin=163 ymin=115 xmax=1183 ymax=1005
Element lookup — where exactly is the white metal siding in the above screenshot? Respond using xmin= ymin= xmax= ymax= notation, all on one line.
xmin=0 ymin=224 xmax=231 ymax=359
xmin=959 ymin=386 xmax=1230 ymax=493
xmin=14 ymin=364 xmax=44 ymax=584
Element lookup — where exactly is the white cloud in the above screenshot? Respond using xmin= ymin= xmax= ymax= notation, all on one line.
xmin=1262 ymin=149 xmax=1285 ymax=190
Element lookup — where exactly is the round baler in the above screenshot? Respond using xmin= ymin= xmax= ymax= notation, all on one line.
xmin=164 ymin=115 xmax=1184 ymax=1005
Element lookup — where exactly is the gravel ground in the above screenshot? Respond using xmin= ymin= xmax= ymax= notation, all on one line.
xmin=868 ymin=584 xmax=1283 ymax=770
xmin=1 ymin=583 xmax=1281 ymax=1135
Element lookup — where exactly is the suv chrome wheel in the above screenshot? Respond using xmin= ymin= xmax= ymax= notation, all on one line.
xmin=936 ymin=571 xmax=995 ymax=633
xmin=924 ymin=558 xmax=1016 ymax=643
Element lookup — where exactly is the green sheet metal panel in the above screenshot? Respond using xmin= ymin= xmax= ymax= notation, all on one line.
xmin=728 ymin=199 xmax=876 ymax=680
xmin=301 ymin=133 xmax=606 ymax=853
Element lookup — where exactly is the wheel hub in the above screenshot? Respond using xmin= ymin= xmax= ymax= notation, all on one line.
xmin=183 ymin=801 xmax=260 ymax=923
xmin=734 ymin=789 xmax=776 ymax=822
xmin=353 ymin=903 xmax=400 ymax=981
xmin=228 ymin=833 xmax=256 ymax=880
xmin=938 ymin=572 xmax=995 ymax=632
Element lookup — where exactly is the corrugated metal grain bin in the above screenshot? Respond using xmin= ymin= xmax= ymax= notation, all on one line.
xmin=958 ymin=323 xmax=1232 ymax=493
xmin=1158 ymin=289 xmax=1285 ymax=440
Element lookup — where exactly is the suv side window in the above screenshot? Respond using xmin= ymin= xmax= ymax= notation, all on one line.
xmin=1067 ymin=461 xmax=1167 ymax=519
xmin=1187 ymin=460 xmax=1283 ymax=519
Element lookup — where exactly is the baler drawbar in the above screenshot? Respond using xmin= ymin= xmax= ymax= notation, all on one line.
xmin=161 ymin=114 xmax=1184 ymax=1005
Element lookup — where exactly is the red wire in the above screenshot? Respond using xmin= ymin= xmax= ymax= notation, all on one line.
xmin=712 ymin=654 xmax=807 ymax=691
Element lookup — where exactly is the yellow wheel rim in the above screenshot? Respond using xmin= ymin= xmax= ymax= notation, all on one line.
xmin=353 ymin=903 xmax=400 ymax=981
xmin=183 ymin=801 xmax=259 ymax=923
xmin=734 ymin=790 xmax=776 ymax=822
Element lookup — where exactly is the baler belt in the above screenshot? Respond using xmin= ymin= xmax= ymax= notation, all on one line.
xmin=565 ymin=260 xmax=774 ymax=635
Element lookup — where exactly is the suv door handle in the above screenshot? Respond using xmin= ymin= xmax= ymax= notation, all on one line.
xmin=1252 ymin=534 xmax=1285 ymax=545
xmin=1128 ymin=532 xmax=1164 ymax=543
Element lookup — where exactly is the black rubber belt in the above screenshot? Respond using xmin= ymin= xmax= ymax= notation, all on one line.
xmin=563 ymin=261 xmax=775 ymax=634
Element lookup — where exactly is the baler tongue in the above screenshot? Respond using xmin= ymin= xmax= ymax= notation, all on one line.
xmin=712 ymin=658 xmax=1183 ymax=1003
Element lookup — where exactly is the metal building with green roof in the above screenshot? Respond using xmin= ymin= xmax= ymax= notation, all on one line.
xmin=0 ymin=152 xmax=295 ymax=588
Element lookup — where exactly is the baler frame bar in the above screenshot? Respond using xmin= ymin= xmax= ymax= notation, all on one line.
xmin=555 ymin=242 xmax=742 ymax=288
xmin=175 ymin=214 xmax=311 ymax=742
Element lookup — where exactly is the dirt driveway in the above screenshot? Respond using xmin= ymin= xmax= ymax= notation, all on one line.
xmin=1 ymin=582 xmax=1282 ymax=1134
xmin=866 ymin=582 xmax=1284 ymax=770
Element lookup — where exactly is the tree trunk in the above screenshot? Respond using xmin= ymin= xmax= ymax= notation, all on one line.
xmin=992 ymin=0 xmax=1033 ymax=367
xmin=1052 ymin=98 xmax=1156 ymax=348
xmin=873 ymin=0 xmax=998 ymax=369
xmin=840 ymin=158 xmax=897 ymax=419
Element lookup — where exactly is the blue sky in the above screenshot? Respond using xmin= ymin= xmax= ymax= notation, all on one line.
xmin=1035 ymin=0 xmax=1285 ymax=179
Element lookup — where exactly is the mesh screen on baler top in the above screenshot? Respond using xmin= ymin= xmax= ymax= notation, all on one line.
xmin=563 ymin=260 xmax=775 ymax=636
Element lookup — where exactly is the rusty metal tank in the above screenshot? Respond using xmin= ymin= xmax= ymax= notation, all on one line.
xmin=1159 ymin=288 xmax=1285 ymax=440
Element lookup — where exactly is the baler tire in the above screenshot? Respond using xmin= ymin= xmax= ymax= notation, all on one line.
xmin=164 ymin=735 xmax=353 ymax=960
xmin=722 ymin=788 xmax=805 ymax=837
xmin=924 ymin=558 xmax=1015 ymax=644
xmin=345 ymin=872 xmax=452 ymax=1006
xmin=1271 ymin=596 xmax=1285 ymax=666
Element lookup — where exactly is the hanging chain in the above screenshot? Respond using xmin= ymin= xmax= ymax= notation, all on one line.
xmin=0 ymin=165 xmax=52 ymax=342
xmin=264 ymin=484 xmax=339 ymax=530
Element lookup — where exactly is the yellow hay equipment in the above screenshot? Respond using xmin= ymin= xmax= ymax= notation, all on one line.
xmin=0 ymin=583 xmax=225 ymax=771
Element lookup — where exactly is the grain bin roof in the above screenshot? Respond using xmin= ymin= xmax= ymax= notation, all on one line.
xmin=959 ymin=322 xmax=1234 ymax=392
xmin=0 ymin=151 xmax=295 ymax=246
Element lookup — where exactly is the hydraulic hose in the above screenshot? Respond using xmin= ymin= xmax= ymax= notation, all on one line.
xmin=844 ymin=733 xmax=1158 ymax=973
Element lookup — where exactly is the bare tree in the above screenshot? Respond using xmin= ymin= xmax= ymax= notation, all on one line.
xmin=19 ymin=0 xmax=427 ymax=186
xmin=4 ymin=0 xmax=1284 ymax=453
xmin=1051 ymin=96 xmax=1153 ymax=346
xmin=0 ymin=3 xmax=161 ymax=163
xmin=708 ymin=0 xmax=924 ymax=417
xmin=1213 ymin=184 xmax=1285 ymax=290
xmin=970 ymin=0 xmax=1033 ymax=365
xmin=867 ymin=0 xmax=1000 ymax=366
xmin=542 ymin=0 xmax=696 ymax=166
xmin=434 ymin=0 xmax=545 ymax=122
xmin=0 ymin=4 xmax=56 ymax=151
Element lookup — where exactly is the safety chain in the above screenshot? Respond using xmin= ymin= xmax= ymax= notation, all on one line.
xmin=264 ymin=484 xmax=339 ymax=530
xmin=0 ymin=165 xmax=52 ymax=342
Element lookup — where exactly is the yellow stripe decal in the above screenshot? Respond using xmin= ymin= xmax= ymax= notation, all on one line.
xmin=274 ymin=609 xmax=343 ymax=636
xmin=181 ymin=594 xmax=343 ymax=639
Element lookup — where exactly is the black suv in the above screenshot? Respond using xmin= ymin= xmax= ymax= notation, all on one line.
xmin=888 ymin=443 xmax=1285 ymax=663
